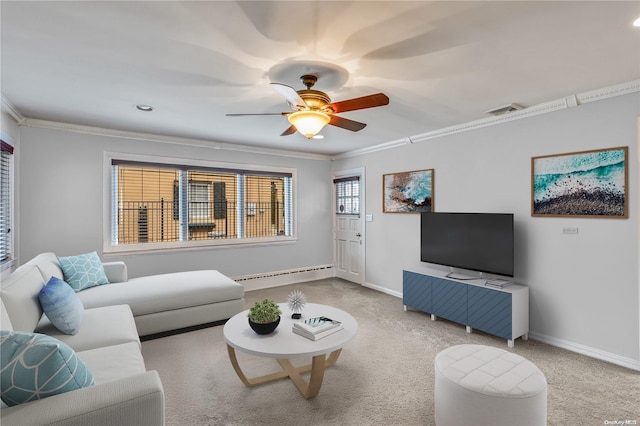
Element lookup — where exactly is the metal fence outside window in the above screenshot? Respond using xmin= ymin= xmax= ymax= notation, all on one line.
xmin=117 ymin=200 xmax=285 ymax=243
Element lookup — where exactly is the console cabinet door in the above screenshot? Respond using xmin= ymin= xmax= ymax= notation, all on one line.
xmin=467 ymin=286 xmax=512 ymax=340
xmin=403 ymin=270 xmax=432 ymax=313
xmin=431 ymin=278 xmax=467 ymax=324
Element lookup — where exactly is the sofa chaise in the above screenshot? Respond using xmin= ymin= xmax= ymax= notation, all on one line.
xmin=0 ymin=252 xmax=245 ymax=425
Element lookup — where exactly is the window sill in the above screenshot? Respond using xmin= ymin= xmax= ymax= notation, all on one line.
xmin=0 ymin=258 xmax=16 ymax=273
xmin=103 ymin=235 xmax=297 ymax=256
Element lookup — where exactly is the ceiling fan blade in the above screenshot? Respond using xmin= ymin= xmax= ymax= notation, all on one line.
xmin=270 ymin=83 xmax=307 ymax=109
xmin=327 ymin=93 xmax=389 ymax=114
xmin=329 ymin=115 xmax=367 ymax=132
xmin=280 ymin=125 xmax=297 ymax=136
xmin=225 ymin=112 xmax=289 ymax=116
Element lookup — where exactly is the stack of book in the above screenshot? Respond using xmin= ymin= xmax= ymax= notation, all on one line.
xmin=292 ymin=316 xmax=343 ymax=341
xmin=485 ymin=279 xmax=512 ymax=288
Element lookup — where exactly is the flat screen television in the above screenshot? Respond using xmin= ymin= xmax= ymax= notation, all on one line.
xmin=420 ymin=212 xmax=514 ymax=277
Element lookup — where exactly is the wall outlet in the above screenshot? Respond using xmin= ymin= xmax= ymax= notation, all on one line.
xmin=366 ymin=214 xmax=373 ymax=222
xmin=563 ymin=227 xmax=579 ymax=235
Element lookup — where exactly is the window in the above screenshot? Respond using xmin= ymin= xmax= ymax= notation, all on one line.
xmin=0 ymin=139 xmax=14 ymax=266
xmin=334 ymin=176 xmax=360 ymax=215
xmin=188 ymin=182 xmax=210 ymax=219
xmin=108 ymin=157 xmax=294 ymax=251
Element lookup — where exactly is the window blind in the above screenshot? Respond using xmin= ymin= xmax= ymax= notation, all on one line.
xmin=0 ymin=140 xmax=14 ymax=263
xmin=112 ymin=164 xmax=181 ymax=244
xmin=111 ymin=160 xmax=293 ymax=246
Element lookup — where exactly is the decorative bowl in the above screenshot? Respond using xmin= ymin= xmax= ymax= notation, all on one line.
xmin=248 ymin=316 xmax=280 ymax=335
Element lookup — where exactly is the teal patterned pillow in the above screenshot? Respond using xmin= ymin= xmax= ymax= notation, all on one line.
xmin=0 ymin=331 xmax=95 ymax=406
xmin=58 ymin=251 xmax=109 ymax=292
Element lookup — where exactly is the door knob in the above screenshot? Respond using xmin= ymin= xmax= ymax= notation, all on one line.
xmin=355 ymin=233 xmax=362 ymax=237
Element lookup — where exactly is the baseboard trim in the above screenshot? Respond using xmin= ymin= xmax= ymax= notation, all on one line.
xmin=363 ymin=281 xmax=403 ymax=299
xmin=233 ymin=265 xmax=334 ymax=292
xmin=527 ymin=331 xmax=640 ymax=372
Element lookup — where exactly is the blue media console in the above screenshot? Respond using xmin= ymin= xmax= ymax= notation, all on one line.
xmin=402 ymin=265 xmax=529 ymax=347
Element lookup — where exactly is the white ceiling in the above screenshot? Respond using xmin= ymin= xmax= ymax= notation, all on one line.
xmin=2 ymin=1 xmax=639 ymax=156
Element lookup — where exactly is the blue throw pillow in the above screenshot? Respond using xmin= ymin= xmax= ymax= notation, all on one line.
xmin=39 ymin=277 xmax=84 ymax=335
xmin=0 ymin=331 xmax=95 ymax=406
xmin=58 ymin=251 xmax=109 ymax=292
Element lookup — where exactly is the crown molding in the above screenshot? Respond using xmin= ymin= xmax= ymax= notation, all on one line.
xmin=332 ymin=137 xmax=410 ymax=160
xmin=576 ymin=79 xmax=640 ymax=104
xmin=410 ymin=98 xmax=569 ymax=144
xmin=0 ymin=95 xmax=26 ymax=124
xmin=334 ymin=79 xmax=640 ymax=160
xmin=20 ymin=118 xmax=332 ymax=161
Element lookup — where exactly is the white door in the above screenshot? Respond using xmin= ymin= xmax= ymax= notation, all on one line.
xmin=334 ymin=171 xmax=364 ymax=284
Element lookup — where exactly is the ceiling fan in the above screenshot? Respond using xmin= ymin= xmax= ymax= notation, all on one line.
xmin=226 ymin=75 xmax=389 ymax=139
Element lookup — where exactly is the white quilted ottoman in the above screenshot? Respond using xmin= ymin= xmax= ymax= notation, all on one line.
xmin=434 ymin=344 xmax=547 ymax=426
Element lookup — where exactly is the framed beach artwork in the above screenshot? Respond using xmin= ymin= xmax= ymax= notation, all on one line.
xmin=383 ymin=169 xmax=434 ymax=213
xmin=531 ymin=146 xmax=628 ymax=218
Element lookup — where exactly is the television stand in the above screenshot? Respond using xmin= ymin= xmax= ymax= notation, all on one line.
xmin=403 ymin=265 xmax=529 ymax=347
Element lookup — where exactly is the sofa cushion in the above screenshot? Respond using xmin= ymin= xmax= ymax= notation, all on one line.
xmin=1 ymin=298 xmax=13 ymax=331
xmin=38 ymin=277 xmax=84 ymax=335
xmin=0 ymin=267 xmax=46 ymax=332
xmin=33 ymin=252 xmax=64 ymax=282
xmin=36 ymin=305 xmax=140 ymax=352
xmin=102 ymin=261 xmax=128 ymax=284
xmin=77 ymin=342 xmax=146 ymax=384
xmin=0 ymin=331 xmax=95 ymax=406
xmin=58 ymin=251 xmax=109 ymax=292
xmin=78 ymin=270 xmax=244 ymax=316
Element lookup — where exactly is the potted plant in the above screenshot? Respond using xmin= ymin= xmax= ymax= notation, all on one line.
xmin=247 ymin=299 xmax=282 ymax=334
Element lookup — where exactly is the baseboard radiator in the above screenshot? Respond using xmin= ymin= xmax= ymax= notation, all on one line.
xmin=232 ymin=264 xmax=334 ymax=292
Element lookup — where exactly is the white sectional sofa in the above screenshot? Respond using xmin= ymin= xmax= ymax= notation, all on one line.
xmin=0 ymin=252 xmax=245 ymax=425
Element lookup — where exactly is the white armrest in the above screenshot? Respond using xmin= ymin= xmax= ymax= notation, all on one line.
xmin=102 ymin=261 xmax=128 ymax=283
xmin=1 ymin=371 xmax=164 ymax=426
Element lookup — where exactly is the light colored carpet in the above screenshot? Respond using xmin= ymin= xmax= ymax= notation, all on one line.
xmin=141 ymin=278 xmax=640 ymax=425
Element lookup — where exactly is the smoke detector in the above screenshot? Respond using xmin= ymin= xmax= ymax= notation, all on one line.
xmin=484 ymin=103 xmax=524 ymax=116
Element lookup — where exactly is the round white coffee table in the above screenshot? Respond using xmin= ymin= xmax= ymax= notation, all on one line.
xmin=223 ymin=303 xmax=358 ymax=399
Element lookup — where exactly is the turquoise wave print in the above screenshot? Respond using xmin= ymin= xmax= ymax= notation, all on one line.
xmin=384 ymin=171 xmax=433 ymax=212
xmin=533 ymin=149 xmax=626 ymax=216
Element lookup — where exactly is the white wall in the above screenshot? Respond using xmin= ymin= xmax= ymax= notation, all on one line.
xmin=17 ymin=126 xmax=334 ymax=279
xmin=333 ymin=93 xmax=640 ymax=367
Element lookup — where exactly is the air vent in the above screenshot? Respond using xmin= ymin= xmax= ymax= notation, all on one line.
xmin=484 ymin=103 xmax=524 ymax=116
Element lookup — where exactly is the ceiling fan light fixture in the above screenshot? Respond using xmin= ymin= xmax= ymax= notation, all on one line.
xmin=287 ymin=110 xmax=330 ymax=139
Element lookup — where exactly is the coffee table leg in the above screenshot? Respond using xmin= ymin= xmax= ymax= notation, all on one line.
xmin=227 ymin=344 xmax=252 ymax=387
xmin=277 ymin=354 xmax=326 ymax=399
xmin=226 ymin=344 xmax=343 ymax=399
xmin=306 ymin=354 xmax=327 ymax=398
xmin=325 ymin=348 xmax=342 ymax=367
xmin=227 ymin=344 xmax=293 ymax=386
